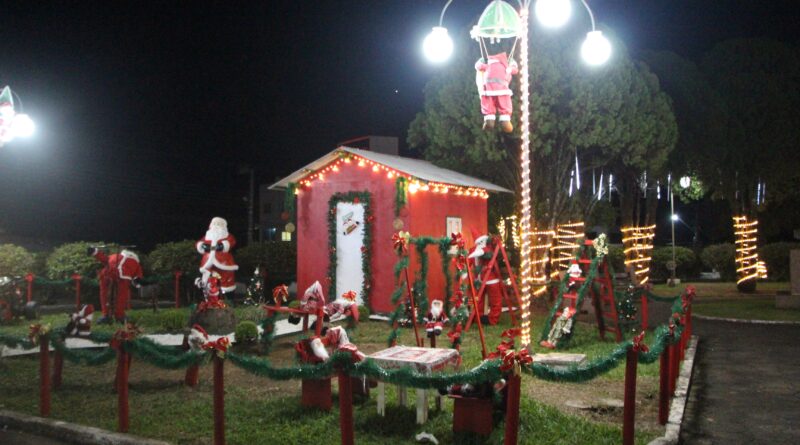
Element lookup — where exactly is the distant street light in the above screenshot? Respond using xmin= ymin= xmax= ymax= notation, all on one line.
xmin=0 ymin=85 xmax=35 ymax=147
xmin=669 ymin=177 xmax=691 ymax=286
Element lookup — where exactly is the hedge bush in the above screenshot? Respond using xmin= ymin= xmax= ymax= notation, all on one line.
xmin=145 ymin=240 xmax=199 ymax=275
xmin=0 ymin=244 xmax=35 ymax=277
xmin=650 ymin=246 xmax=699 ymax=282
xmin=234 ymin=320 xmax=259 ymax=344
xmin=606 ymin=245 xmax=625 ymax=273
xmin=759 ymin=242 xmax=800 ymax=281
xmin=236 ymin=241 xmax=297 ymax=287
xmin=700 ymin=243 xmax=736 ymax=281
xmin=46 ymin=241 xmax=117 ymax=279
xmin=159 ymin=309 xmax=188 ymax=332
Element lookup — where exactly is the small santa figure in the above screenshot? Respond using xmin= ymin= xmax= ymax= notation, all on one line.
xmin=540 ymin=307 xmax=577 ymax=349
xmin=296 ymin=326 xmax=365 ymax=364
xmin=89 ymin=247 xmax=143 ymax=322
xmin=66 ymin=304 xmax=94 ymax=337
xmin=187 ymin=324 xmax=209 ymax=351
xmin=424 ymin=299 xmax=448 ymax=338
xmin=326 ymin=290 xmax=360 ymax=325
xmin=567 ymin=260 xmax=583 ymax=291
xmin=475 ymin=52 xmax=518 ymax=132
xmin=197 ymin=217 xmax=238 ymax=293
xmin=468 ymin=231 xmax=503 ymax=325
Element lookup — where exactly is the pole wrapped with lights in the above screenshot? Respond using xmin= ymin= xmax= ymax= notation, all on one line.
xmin=621 ymin=225 xmax=656 ymax=285
xmin=549 ymin=221 xmax=584 ymax=279
xmin=733 ymin=216 xmax=767 ymax=290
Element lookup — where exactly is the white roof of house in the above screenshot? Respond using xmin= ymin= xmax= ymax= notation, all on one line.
xmin=269 ymin=146 xmax=512 ymax=193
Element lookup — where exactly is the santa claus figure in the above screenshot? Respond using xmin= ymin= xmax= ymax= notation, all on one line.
xmin=326 ymin=290 xmax=360 ymax=325
xmin=567 ymin=260 xmax=583 ymax=291
xmin=475 ymin=52 xmax=518 ymax=132
xmin=468 ymin=232 xmax=503 ymax=325
xmin=187 ymin=324 xmax=209 ymax=351
xmin=89 ymin=247 xmax=143 ymax=322
xmin=424 ymin=299 xmax=448 ymax=338
xmin=66 ymin=304 xmax=94 ymax=337
xmin=197 ymin=217 xmax=238 ymax=293
xmin=295 ymin=326 xmax=365 ymax=364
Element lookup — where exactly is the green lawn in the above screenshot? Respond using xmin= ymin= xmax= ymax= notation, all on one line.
xmin=652 ymin=281 xmax=800 ymax=322
xmin=0 ymin=306 xmax=662 ymax=445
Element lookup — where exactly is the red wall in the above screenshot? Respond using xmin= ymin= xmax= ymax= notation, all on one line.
xmin=407 ymin=189 xmax=487 ymax=306
xmin=297 ymin=160 xmax=488 ymax=314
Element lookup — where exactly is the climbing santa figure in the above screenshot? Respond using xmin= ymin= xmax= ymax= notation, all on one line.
xmin=196 ymin=217 xmax=238 ymax=294
xmin=475 ymin=51 xmax=518 ymax=133
xmin=468 ymin=230 xmax=503 ymax=325
xmin=89 ymin=247 xmax=143 ymax=322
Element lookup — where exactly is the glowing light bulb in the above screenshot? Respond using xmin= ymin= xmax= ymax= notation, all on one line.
xmin=422 ymin=26 xmax=453 ymax=63
xmin=581 ymin=30 xmax=612 ymax=66
xmin=535 ymin=0 xmax=572 ymax=29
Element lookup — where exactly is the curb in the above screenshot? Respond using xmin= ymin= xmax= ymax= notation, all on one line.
xmin=693 ymin=314 xmax=800 ymax=325
xmin=647 ymin=335 xmax=698 ymax=445
xmin=0 ymin=410 xmax=171 ymax=445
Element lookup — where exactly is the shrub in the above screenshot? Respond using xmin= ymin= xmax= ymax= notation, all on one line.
xmin=236 ymin=241 xmax=297 ymax=287
xmin=46 ymin=241 xmax=119 ymax=279
xmin=0 ymin=244 xmax=35 ymax=277
xmin=234 ymin=321 xmax=259 ymax=343
xmin=238 ymin=306 xmax=264 ymax=323
xmin=759 ymin=242 xmax=800 ymax=281
xmin=700 ymin=243 xmax=736 ymax=281
xmin=606 ymin=245 xmax=625 ymax=273
xmin=651 ymin=247 xmax=698 ymax=282
xmin=145 ymin=240 xmax=199 ymax=276
xmin=357 ymin=305 xmax=370 ymax=321
xmin=159 ymin=309 xmax=188 ymax=332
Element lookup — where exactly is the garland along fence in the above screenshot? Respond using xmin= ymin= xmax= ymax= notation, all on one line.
xmin=14 ymin=272 xmax=191 ymax=309
xmin=0 ymin=282 xmax=695 ymax=445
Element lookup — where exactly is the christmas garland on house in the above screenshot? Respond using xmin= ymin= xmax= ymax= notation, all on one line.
xmin=283 ymin=182 xmax=297 ymax=223
xmin=327 ymin=191 xmax=373 ymax=309
xmin=394 ymin=176 xmax=408 ymax=217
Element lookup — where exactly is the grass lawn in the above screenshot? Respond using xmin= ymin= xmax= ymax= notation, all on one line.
xmin=0 ymin=306 xmax=664 ymax=444
xmin=652 ymin=281 xmax=800 ymax=322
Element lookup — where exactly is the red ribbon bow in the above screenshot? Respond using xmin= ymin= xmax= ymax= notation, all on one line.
xmin=454 ymin=254 xmax=467 ymax=272
xmin=202 ymin=337 xmax=230 ymax=356
xmin=272 ymin=284 xmax=289 ymax=303
xmin=110 ymin=324 xmax=141 ymax=350
xmin=28 ymin=324 xmax=48 ymax=345
xmin=632 ymin=331 xmax=649 ymax=353
xmin=341 ymin=290 xmax=357 ymax=302
xmin=392 ymin=232 xmax=408 ymax=255
xmin=450 ymin=232 xmax=465 ymax=250
xmin=449 ymin=290 xmax=464 ymax=309
xmin=197 ymin=299 xmax=227 ymax=313
xmin=499 ymin=349 xmax=533 ymax=373
xmin=447 ymin=324 xmax=462 ymax=344
xmin=501 ymin=328 xmax=522 ymax=340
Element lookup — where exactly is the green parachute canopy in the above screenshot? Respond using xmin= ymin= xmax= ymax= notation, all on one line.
xmin=0 ymin=86 xmax=13 ymax=108
xmin=470 ymin=0 xmax=521 ymax=40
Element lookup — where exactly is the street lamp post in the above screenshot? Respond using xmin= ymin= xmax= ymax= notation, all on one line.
xmin=423 ymin=0 xmax=612 ymax=348
xmin=669 ymin=195 xmax=677 ymax=287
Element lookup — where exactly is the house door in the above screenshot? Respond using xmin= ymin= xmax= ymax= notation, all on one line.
xmin=335 ymin=201 xmax=365 ymax=305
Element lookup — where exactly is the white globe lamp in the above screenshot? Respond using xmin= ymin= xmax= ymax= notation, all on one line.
xmin=423 ymin=26 xmax=454 ymax=63
xmin=679 ymin=176 xmax=691 ymax=189
xmin=12 ymin=113 xmax=35 ymax=138
xmin=535 ymin=0 xmax=572 ymax=29
xmin=581 ymin=30 xmax=612 ymax=66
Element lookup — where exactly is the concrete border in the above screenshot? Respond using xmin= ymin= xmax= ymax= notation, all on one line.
xmin=0 ymin=410 xmax=171 ymax=445
xmin=647 ymin=335 xmax=698 ymax=445
xmin=693 ymin=314 xmax=800 ymax=326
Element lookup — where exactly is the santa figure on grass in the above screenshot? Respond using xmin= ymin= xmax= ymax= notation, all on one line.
xmin=468 ymin=230 xmax=503 ymax=325
xmin=89 ymin=247 xmax=143 ymax=322
xmin=197 ymin=217 xmax=238 ymax=294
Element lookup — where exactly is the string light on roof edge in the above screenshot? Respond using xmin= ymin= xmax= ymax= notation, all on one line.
xmin=733 ymin=215 xmax=768 ymax=286
xmin=621 ymin=225 xmax=656 ymax=285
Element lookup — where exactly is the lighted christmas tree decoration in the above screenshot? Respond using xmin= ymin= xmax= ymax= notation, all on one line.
xmin=621 ymin=225 xmax=656 ymax=285
xmin=550 ymin=221 xmax=584 ymax=279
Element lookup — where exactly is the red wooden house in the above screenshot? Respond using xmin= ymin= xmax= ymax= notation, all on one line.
xmin=270 ymin=146 xmax=510 ymax=314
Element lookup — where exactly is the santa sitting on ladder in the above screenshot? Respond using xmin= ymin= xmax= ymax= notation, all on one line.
xmin=196 ymin=217 xmax=239 ymax=294
xmin=468 ymin=230 xmax=503 ymax=325
xmin=424 ymin=299 xmax=448 ymax=338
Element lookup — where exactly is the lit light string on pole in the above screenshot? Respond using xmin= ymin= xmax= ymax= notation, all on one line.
xmin=497 ymin=215 xmax=521 ymax=249
xmin=549 ymin=221 xmax=584 ymax=279
xmin=732 ymin=216 xmax=768 ymax=285
xmin=621 ymin=225 xmax=656 ymax=285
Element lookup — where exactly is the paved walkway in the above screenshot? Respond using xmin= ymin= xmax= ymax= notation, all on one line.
xmin=680 ymin=319 xmax=800 ymax=444
xmin=0 ymin=429 xmax=70 ymax=444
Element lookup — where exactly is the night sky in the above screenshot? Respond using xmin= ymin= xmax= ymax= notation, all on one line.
xmin=0 ymin=0 xmax=798 ymax=250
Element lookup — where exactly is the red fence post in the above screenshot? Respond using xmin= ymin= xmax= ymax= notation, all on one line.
xmin=53 ymin=350 xmax=64 ymax=390
xmin=71 ymin=274 xmax=82 ymax=309
xmin=338 ymin=370 xmax=354 ymax=445
xmin=185 ymin=364 xmax=199 ymax=387
xmin=669 ymin=343 xmax=679 ymax=396
xmin=174 ymin=271 xmax=182 ymax=308
xmin=117 ymin=348 xmax=130 ymax=432
xmin=25 ymin=273 xmax=34 ymax=303
xmin=622 ymin=348 xmax=638 ymax=445
xmin=640 ymin=294 xmax=649 ymax=331
xmin=39 ymin=336 xmax=51 ymax=417
xmin=213 ymin=354 xmax=225 ymax=445
xmin=659 ymin=348 xmax=670 ymax=425
xmin=503 ymin=373 xmax=522 ymax=445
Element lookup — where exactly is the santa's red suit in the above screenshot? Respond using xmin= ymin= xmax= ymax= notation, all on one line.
xmin=475 ymin=52 xmax=518 ymax=129
xmin=92 ymin=249 xmax=143 ymax=321
xmin=197 ymin=217 xmax=239 ymax=293
xmin=469 ymin=235 xmax=503 ymax=325
xmin=424 ymin=299 xmax=448 ymax=337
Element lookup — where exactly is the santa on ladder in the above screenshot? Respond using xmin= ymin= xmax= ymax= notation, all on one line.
xmin=196 ymin=217 xmax=239 ymax=293
xmin=468 ymin=230 xmax=503 ymax=325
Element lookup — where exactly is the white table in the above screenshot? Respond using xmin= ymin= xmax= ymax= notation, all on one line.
xmin=367 ymin=345 xmax=460 ymax=424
